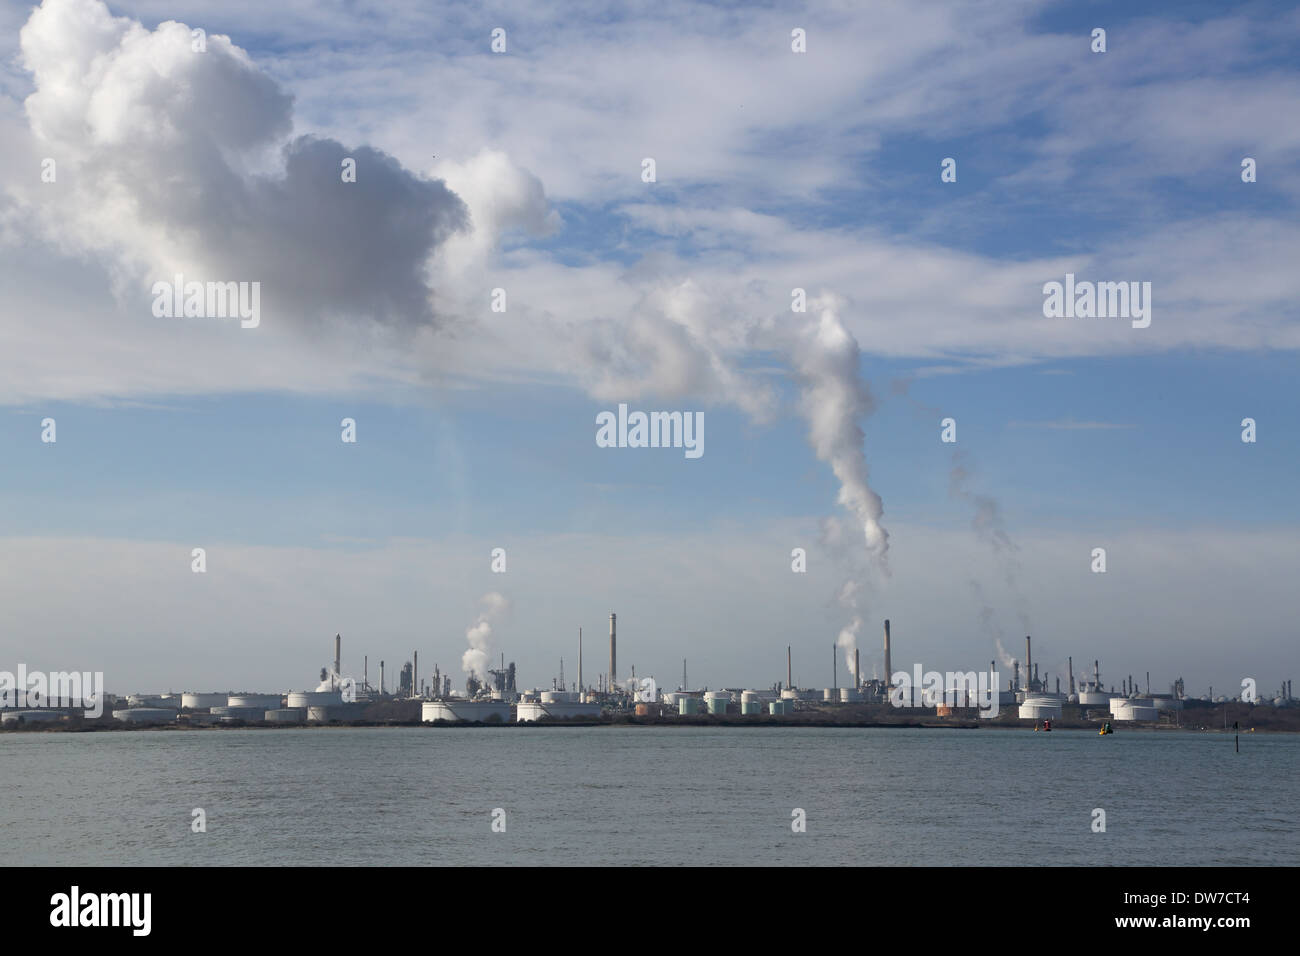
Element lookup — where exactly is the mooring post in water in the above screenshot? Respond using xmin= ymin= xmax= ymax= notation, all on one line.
xmin=1234 ymin=720 xmax=1239 ymax=753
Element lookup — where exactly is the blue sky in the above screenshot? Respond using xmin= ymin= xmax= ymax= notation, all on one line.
xmin=0 ymin=0 xmax=1296 ymax=697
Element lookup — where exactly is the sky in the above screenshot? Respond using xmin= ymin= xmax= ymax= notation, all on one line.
xmin=0 ymin=0 xmax=1297 ymax=700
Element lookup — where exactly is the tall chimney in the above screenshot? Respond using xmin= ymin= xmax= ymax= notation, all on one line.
xmin=1025 ymin=636 xmax=1032 ymax=693
xmin=578 ymin=627 xmax=583 ymax=696
xmin=854 ymin=648 xmax=860 ymax=690
xmin=364 ymin=655 xmax=368 ymax=691
xmin=1146 ymin=671 xmax=1150 ymax=695
xmin=1068 ymin=656 xmax=1074 ymax=696
xmin=787 ymin=646 xmax=792 ymax=691
xmin=334 ymin=633 xmax=342 ymax=681
xmin=609 ymin=613 xmax=617 ymax=688
xmin=883 ymin=619 xmax=892 ymax=688
xmin=413 ymin=651 xmax=418 ymax=699
xmin=1095 ymin=659 xmax=1100 ymax=687
xmin=380 ymin=660 xmax=385 ymax=695
xmin=1014 ymin=661 xmax=1020 ymax=692
xmin=833 ymin=645 xmax=837 ymax=690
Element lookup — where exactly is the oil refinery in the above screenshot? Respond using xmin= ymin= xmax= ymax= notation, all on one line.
xmin=5 ymin=615 xmax=1295 ymax=730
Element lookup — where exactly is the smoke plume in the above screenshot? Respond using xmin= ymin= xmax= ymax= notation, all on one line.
xmin=793 ymin=304 xmax=890 ymax=565
xmin=462 ymin=592 xmax=508 ymax=680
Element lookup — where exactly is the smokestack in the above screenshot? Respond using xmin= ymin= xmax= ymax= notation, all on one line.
xmin=1014 ymin=661 xmax=1020 ymax=692
xmin=1095 ymin=659 xmax=1100 ymax=687
xmin=413 ymin=651 xmax=418 ymax=700
xmin=364 ymin=655 xmax=368 ymax=691
xmin=609 ymin=613 xmax=617 ymax=688
xmin=380 ymin=660 xmax=385 ymax=695
xmin=1146 ymin=671 xmax=1150 ymax=695
xmin=578 ymin=628 xmax=583 ymax=696
xmin=1068 ymin=656 xmax=1074 ymax=696
xmin=883 ymin=619 xmax=892 ymax=688
xmin=334 ymin=633 xmax=341 ymax=682
xmin=1025 ymin=636 xmax=1032 ymax=693
xmin=787 ymin=646 xmax=792 ymax=691
xmin=854 ymin=648 xmax=860 ymax=690
xmin=833 ymin=645 xmax=837 ymax=690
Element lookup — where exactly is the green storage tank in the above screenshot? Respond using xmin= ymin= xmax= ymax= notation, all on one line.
xmin=679 ymin=696 xmax=702 ymax=715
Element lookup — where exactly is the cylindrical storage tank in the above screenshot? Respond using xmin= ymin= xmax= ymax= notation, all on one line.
xmin=181 ymin=692 xmax=227 ymax=710
xmin=286 ymin=691 xmax=343 ymax=709
xmin=780 ymin=688 xmax=798 ymax=700
xmin=1078 ymin=690 xmax=1112 ymax=707
xmin=635 ymin=702 xmax=652 ymax=716
xmin=228 ymin=694 xmax=282 ymax=710
xmin=307 ymin=705 xmax=336 ymax=723
xmin=769 ymin=700 xmax=791 ymax=715
xmin=540 ymin=691 xmax=580 ymax=704
xmin=112 ymin=708 xmax=176 ymax=724
xmin=823 ymin=688 xmax=837 ymax=701
xmin=1018 ymin=696 xmax=1063 ymax=720
xmin=421 ymin=700 xmax=511 ymax=722
xmin=706 ymin=697 xmax=727 ymax=715
xmin=839 ymin=688 xmax=864 ymax=703
xmin=741 ymin=700 xmax=761 ymax=715
xmin=1151 ymin=697 xmax=1183 ymax=711
xmin=679 ymin=697 xmax=702 ymax=716
xmin=1111 ymin=699 xmax=1159 ymax=721
xmin=263 ymin=708 xmax=306 ymax=723
xmin=2 ymin=709 xmax=63 ymax=724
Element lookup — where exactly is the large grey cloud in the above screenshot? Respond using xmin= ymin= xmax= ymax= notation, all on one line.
xmin=15 ymin=0 xmax=466 ymax=334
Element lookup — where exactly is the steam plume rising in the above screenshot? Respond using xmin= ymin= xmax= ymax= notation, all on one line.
xmin=462 ymin=592 xmax=508 ymax=679
xmin=793 ymin=304 xmax=889 ymax=565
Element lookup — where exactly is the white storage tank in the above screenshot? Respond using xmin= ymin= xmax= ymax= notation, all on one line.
xmin=1018 ymin=696 xmax=1063 ymax=720
xmin=228 ymin=694 xmax=282 ymax=710
xmin=516 ymin=701 xmax=602 ymax=722
xmin=263 ymin=708 xmax=306 ymax=723
xmin=839 ymin=688 xmax=864 ymax=703
xmin=540 ymin=691 xmax=580 ymax=704
xmin=286 ymin=691 xmax=343 ymax=709
xmin=181 ymin=692 xmax=227 ymax=710
xmin=112 ymin=708 xmax=176 ymax=724
xmin=1111 ymin=698 xmax=1160 ymax=721
xmin=421 ymin=700 xmax=511 ymax=723
xmin=823 ymin=688 xmax=837 ymax=701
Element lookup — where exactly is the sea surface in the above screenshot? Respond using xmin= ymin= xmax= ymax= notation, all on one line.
xmin=2 ymin=726 xmax=1295 ymax=866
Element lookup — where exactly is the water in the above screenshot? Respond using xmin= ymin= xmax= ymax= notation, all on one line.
xmin=2 ymin=726 xmax=1295 ymax=865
